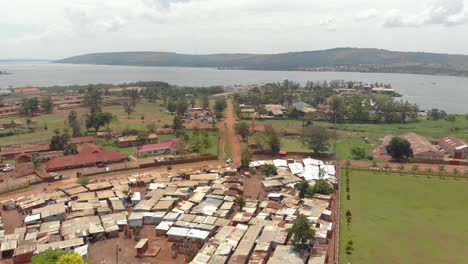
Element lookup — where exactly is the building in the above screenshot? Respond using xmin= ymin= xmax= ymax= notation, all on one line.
xmin=117 ymin=134 xmax=158 ymax=148
xmin=69 ymin=136 xmax=95 ymax=145
xmin=371 ymin=87 xmax=396 ymax=95
xmin=15 ymin=87 xmax=40 ymax=94
xmin=0 ymin=144 xmax=50 ymax=159
xmin=292 ymin=102 xmax=317 ymax=114
xmin=45 ymin=150 xmax=127 ymax=171
xmin=135 ymin=139 xmax=179 ymax=158
xmin=264 ymin=105 xmax=286 ymax=117
xmin=401 ymin=133 xmax=444 ymax=161
xmin=438 ymin=136 xmax=468 ymax=159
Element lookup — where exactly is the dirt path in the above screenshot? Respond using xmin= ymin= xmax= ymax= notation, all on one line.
xmin=217 ymin=99 xmax=241 ymax=165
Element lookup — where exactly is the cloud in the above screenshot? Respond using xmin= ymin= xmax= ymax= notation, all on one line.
xmin=64 ymin=3 xmax=128 ymax=33
xmin=319 ymin=15 xmax=337 ymax=30
xmin=355 ymin=9 xmax=378 ymax=21
xmin=383 ymin=0 xmax=467 ymax=27
xmin=142 ymin=0 xmax=193 ymax=10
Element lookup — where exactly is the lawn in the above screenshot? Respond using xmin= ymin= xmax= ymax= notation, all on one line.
xmin=340 ymin=170 xmax=468 ymax=264
xmin=104 ymin=100 xmax=174 ymax=131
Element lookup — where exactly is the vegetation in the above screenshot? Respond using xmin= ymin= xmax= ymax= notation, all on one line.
xmin=287 ymin=214 xmax=315 ymax=250
xmin=301 ymin=125 xmax=331 ymax=154
xmin=56 ymin=48 xmax=468 ymax=77
xmin=20 ymin=97 xmax=39 ymax=116
xmin=77 ymin=176 xmax=89 ymax=186
xmin=31 ymin=249 xmax=66 ymax=264
xmin=240 ymin=146 xmax=252 ymax=168
xmin=234 ymin=196 xmax=246 ymax=210
xmin=340 ymin=170 xmax=468 ymax=263
xmin=262 ymin=164 xmax=278 ymax=176
xmin=234 ymin=122 xmax=250 ymax=141
xmin=386 ymin=137 xmax=413 ymax=160
xmin=86 ymin=112 xmax=113 ymax=132
xmin=56 ymin=252 xmax=88 ymax=264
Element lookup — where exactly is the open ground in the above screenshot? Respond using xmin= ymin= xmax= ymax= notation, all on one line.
xmin=339 ymin=170 xmax=468 ymax=264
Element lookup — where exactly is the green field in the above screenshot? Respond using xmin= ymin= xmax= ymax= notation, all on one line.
xmin=340 ymin=170 xmax=468 ymax=264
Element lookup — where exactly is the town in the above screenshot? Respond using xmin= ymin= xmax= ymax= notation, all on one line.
xmin=0 ymin=80 xmax=466 ymax=264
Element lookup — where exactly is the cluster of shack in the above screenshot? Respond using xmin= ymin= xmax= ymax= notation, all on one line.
xmin=0 ymin=157 xmax=336 ymax=264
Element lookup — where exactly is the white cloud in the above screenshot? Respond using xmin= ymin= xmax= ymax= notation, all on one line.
xmin=319 ymin=15 xmax=337 ymax=30
xmin=355 ymin=9 xmax=378 ymax=21
xmin=383 ymin=0 xmax=467 ymax=27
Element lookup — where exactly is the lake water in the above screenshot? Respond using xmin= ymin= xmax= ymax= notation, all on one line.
xmin=0 ymin=62 xmax=467 ymax=113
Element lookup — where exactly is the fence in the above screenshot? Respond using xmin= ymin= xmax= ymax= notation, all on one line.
xmin=139 ymin=155 xmax=219 ymax=169
xmin=0 ymin=181 xmax=30 ymax=195
xmin=345 ymin=166 xmax=468 ymax=179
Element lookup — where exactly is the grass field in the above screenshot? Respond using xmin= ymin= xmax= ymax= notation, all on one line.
xmin=340 ymin=170 xmax=468 ymax=264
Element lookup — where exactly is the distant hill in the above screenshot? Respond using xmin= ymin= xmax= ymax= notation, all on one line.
xmin=55 ymin=48 xmax=468 ymax=77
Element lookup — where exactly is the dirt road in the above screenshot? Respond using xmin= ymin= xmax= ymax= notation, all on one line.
xmin=218 ymin=99 xmax=241 ymax=165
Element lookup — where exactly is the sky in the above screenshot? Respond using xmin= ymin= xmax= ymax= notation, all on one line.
xmin=1 ymin=0 xmax=468 ymax=59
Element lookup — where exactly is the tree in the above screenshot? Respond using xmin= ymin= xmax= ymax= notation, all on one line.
xmin=287 ymin=214 xmax=315 ymax=250
xmin=147 ymin=122 xmax=157 ymax=132
xmin=295 ymin=181 xmax=311 ymax=199
xmin=122 ymin=102 xmax=134 ymax=118
xmin=265 ymin=125 xmax=281 ymax=154
xmin=64 ymin=143 xmax=78 ymax=155
xmin=312 ymin=179 xmax=334 ymax=194
xmin=190 ymin=97 xmax=196 ymax=108
xmin=137 ymin=130 xmax=149 ymax=141
xmin=167 ymin=100 xmax=177 ymax=113
xmin=241 ymin=146 xmax=252 ymax=168
xmin=214 ymin=99 xmax=227 ymax=113
xmin=41 ymin=97 xmax=53 ymax=113
xmin=68 ymin=110 xmax=78 ymax=124
xmin=50 ymin=132 xmax=70 ymax=151
xmin=84 ymin=87 xmax=103 ymax=113
xmin=234 ymin=196 xmax=246 ymax=210
xmin=235 ymin=122 xmax=250 ymax=142
xmin=77 ymin=176 xmax=89 ymax=186
xmin=56 ymin=252 xmax=88 ymax=264
xmin=201 ymin=95 xmax=210 ymax=109
xmin=301 ymin=125 xmax=331 ymax=154
xmin=86 ymin=112 xmax=113 ymax=133
xmin=70 ymin=120 xmax=82 ymax=137
xmin=20 ymin=97 xmax=39 ymax=116
xmin=351 ymin=147 xmax=366 ymax=160
xmin=172 ymin=115 xmax=184 ymax=131
xmin=386 ymin=137 xmax=413 ymax=160
xmin=31 ymin=249 xmax=66 ymax=264
xmin=411 ymin=164 xmax=419 ymax=175
xmin=176 ymin=98 xmax=189 ymax=115
xmin=263 ymin=164 xmax=278 ymax=176
xmin=128 ymin=89 xmax=139 ymax=109
xmin=438 ymin=165 xmax=446 ymax=174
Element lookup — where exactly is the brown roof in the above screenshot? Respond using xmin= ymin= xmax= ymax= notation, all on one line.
xmin=401 ymin=133 xmax=443 ymax=156
xmin=77 ymin=143 xmax=102 ymax=154
xmin=1 ymin=144 xmax=50 ymax=156
xmin=69 ymin=136 xmax=94 ymax=144
xmin=15 ymin=87 xmax=39 ymax=93
xmin=438 ymin=136 xmax=468 ymax=152
xmin=118 ymin=134 xmax=158 ymax=143
xmin=46 ymin=150 xmax=127 ymax=171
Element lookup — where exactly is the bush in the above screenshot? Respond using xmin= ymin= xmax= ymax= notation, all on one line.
xmin=262 ymin=164 xmax=278 ymax=176
xmin=351 ymin=147 xmax=367 ymax=160
xmin=76 ymin=176 xmax=89 ymax=186
xmin=312 ymin=179 xmax=334 ymax=194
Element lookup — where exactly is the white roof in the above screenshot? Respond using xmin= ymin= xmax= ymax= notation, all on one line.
xmin=299 ymin=165 xmax=320 ymax=181
xmin=267 ymin=193 xmax=282 ymax=198
xmin=303 ymin=158 xmax=324 ymax=166
xmin=186 ymin=229 xmax=210 ymax=240
xmin=191 ymin=253 xmax=212 ymax=264
xmin=325 ymin=165 xmax=336 ymax=176
xmin=25 ymin=214 xmax=41 ymax=223
xmin=74 ymin=245 xmax=88 ymax=256
xmin=156 ymin=221 xmax=173 ymax=231
xmin=273 ymin=159 xmax=288 ymax=168
xmin=167 ymin=227 xmax=190 ymax=237
xmin=288 ymin=163 xmax=304 ymax=175
xmin=131 ymin=192 xmax=141 ymax=201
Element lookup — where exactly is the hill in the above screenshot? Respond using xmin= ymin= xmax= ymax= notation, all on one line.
xmin=55 ymin=48 xmax=468 ymax=76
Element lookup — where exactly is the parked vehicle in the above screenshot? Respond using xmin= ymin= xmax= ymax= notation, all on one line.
xmin=2 ymin=164 xmax=14 ymax=172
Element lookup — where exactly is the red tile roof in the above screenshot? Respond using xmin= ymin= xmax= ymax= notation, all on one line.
xmin=135 ymin=139 xmax=178 ymax=152
xmin=15 ymin=87 xmax=39 ymax=93
xmin=46 ymin=150 xmax=127 ymax=171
